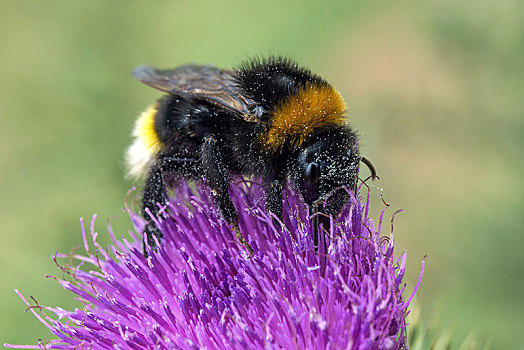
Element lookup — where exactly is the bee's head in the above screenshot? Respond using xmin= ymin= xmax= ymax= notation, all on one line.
xmin=288 ymin=128 xmax=360 ymax=216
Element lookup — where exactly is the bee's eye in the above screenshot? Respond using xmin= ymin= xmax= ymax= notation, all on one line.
xmin=304 ymin=162 xmax=320 ymax=185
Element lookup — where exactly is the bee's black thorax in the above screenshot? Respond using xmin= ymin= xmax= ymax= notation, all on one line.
xmin=236 ymin=57 xmax=348 ymax=155
xmin=235 ymin=56 xmax=328 ymax=115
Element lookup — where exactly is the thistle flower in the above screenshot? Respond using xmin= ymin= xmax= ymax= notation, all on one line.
xmin=6 ymin=181 xmax=424 ymax=349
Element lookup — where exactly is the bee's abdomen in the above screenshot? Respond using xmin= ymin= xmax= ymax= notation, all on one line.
xmin=153 ymin=95 xmax=212 ymax=144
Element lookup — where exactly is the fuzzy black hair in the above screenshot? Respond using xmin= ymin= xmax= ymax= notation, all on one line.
xmin=234 ymin=56 xmax=328 ymax=112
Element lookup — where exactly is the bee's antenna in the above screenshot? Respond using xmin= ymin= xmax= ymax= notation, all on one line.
xmin=360 ymin=156 xmax=379 ymax=180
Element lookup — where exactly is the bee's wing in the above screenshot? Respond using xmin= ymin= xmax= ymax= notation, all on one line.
xmin=133 ymin=64 xmax=257 ymax=121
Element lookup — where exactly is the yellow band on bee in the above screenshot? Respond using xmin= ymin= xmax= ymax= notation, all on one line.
xmin=262 ymin=84 xmax=347 ymax=151
xmin=134 ymin=103 xmax=162 ymax=153
xmin=126 ymin=103 xmax=163 ymax=179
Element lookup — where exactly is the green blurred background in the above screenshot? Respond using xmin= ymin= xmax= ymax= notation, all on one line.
xmin=1 ymin=0 xmax=522 ymax=348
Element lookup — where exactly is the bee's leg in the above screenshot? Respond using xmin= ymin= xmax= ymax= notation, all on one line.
xmin=142 ymin=162 xmax=165 ymax=253
xmin=142 ymin=155 xmax=196 ymax=255
xmin=201 ymin=135 xmax=253 ymax=254
xmin=265 ymin=177 xmax=283 ymax=223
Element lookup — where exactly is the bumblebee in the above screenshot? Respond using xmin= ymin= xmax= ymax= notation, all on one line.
xmin=126 ymin=56 xmax=376 ymax=252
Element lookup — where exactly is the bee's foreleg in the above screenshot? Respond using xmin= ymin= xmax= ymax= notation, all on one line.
xmin=201 ymin=135 xmax=253 ymax=254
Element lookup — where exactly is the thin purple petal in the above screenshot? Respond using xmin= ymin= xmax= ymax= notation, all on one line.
xmin=8 ymin=181 xmax=424 ymax=350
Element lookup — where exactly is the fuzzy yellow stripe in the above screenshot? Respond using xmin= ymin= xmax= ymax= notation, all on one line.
xmin=262 ymin=84 xmax=347 ymax=151
xmin=134 ymin=104 xmax=162 ymax=153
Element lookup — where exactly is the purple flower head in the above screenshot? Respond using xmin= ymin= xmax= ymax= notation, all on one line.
xmin=6 ymin=181 xmax=424 ymax=349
